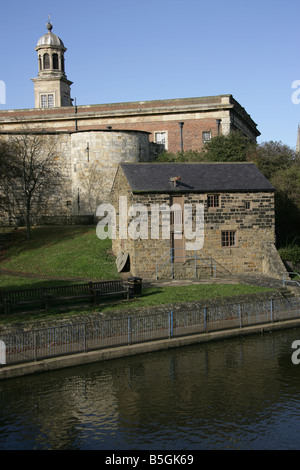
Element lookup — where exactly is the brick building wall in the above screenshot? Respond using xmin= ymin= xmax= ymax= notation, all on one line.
xmin=0 ymin=95 xmax=260 ymax=153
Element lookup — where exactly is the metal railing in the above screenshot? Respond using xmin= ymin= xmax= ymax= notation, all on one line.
xmin=155 ymin=248 xmax=217 ymax=280
xmin=283 ymin=272 xmax=300 ymax=287
xmin=1 ymin=295 xmax=300 ymax=367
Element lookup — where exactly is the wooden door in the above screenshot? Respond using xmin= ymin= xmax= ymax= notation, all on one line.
xmin=171 ymin=196 xmax=185 ymax=263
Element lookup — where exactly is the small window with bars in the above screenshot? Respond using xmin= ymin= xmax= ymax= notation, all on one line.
xmin=155 ymin=131 xmax=167 ymax=149
xmin=41 ymin=94 xmax=54 ymax=108
xmin=244 ymin=201 xmax=251 ymax=210
xmin=41 ymin=95 xmax=48 ymax=108
xmin=207 ymin=194 xmax=220 ymax=208
xmin=202 ymin=131 xmax=212 ymax=144
xmin=47 ymin=94 xmax=54 ymax=107
xmin=221 ymin=231 xmax=236 ymax=247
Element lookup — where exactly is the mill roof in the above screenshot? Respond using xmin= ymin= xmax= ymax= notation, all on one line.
xmin=119 ymin=162 xmax=274 ymax=193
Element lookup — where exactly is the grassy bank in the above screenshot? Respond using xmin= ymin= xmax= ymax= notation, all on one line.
xmin=0 ymin=226 xmax=273 ymax=324
xmin=0 ymin=283 xmax=272 ymax=325
xmin=0 ymin=226 xmax=119 ymax=281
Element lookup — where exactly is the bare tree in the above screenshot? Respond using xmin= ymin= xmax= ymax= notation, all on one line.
xmin=77 ymin=161 xmax=104 ymax=214
xmin=0 ymin=130 xmax=61 ymax=238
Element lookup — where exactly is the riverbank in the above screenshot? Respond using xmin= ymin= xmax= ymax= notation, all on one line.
xmin=1 ymin=316 xmax=300 ymax=380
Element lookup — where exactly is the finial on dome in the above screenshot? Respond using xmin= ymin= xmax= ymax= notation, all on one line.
xmin=46 ymin=15 xmax=53 ymax=31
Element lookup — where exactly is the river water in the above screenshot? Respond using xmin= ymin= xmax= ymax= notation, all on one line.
xmin=0 ymin=327 xmax=300 ymax=451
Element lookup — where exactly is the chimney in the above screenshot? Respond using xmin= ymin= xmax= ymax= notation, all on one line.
xmin=170 ymin=176 xmax=181 ymax=187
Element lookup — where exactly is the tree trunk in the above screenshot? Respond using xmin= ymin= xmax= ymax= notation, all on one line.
xmin=26 ymin=202 xmax=31 ymax=239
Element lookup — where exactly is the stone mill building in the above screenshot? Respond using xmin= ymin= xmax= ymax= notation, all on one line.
xmin=110 ymin=162 xmax=285 ymax=280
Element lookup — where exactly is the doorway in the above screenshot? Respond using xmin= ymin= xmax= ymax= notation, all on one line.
xmin=171 ymin=196 xmax=185 ymax=263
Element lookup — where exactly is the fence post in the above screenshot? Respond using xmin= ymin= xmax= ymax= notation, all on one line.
xmin=128 ymin=317 xmax=131 ymax=345
xmin=34 ymin=330 xmax=37 ymax=361
xmin=204 ymin=307 xmax=207 ymax=332
xmin=239 ymin=304 xmax=242 ymax=328
xmin=0 ymin=340 xmax=6 ymax=365
xmin=271 ymin=299 xmax=274 ymax=323
xmin=84 ymin=323 xmax=87 ymax=353
xmin=169 ymin=311 xmax=174 ymax=338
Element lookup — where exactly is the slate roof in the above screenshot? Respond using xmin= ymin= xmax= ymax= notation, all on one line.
xmin=120 ymin=163 xmax=274 ymax=193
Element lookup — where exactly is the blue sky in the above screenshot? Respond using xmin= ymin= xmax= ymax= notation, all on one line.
xmin=1 ymin=0 xmax=300 ymax=149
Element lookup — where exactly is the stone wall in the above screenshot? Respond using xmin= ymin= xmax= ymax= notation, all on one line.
xmin=71 ymin=130 xmax=150 ymax=214
xmin=262 ymin=241 xmax=289 ymax=279
xmin=111 ymin=166 xmax=276 ymax=279
xmin=0 ymin=129 xmax=153 ymax=225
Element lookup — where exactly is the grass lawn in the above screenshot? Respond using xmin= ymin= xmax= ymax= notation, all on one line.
xmin=0 ymin=283 xmax=272 ymax=325
xmin=98 ymin=283 xmax=272 ymax=313
xmin=0 ymin=225 xmax=273 ymax=324
xmin=0 ymin=226 xmax=119 ymax=281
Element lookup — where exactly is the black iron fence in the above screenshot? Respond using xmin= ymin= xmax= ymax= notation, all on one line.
xmin=1 ymin=295 xmax=300 ymax=367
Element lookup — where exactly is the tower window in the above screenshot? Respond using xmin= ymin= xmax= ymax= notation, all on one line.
xmin=43 ymin=53 xmax=50 ymax=69
xmin=52 ymin=53 xmax=59 ymax=70
xmin=48 ymin=94 xmax=54 ymax=107
xmin=41 ymin=94 xmax=54 ymax=108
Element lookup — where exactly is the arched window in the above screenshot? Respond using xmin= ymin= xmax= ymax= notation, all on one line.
xmin=52 ymin=53 xmax=59 ymax=70
xmin=38 ymin=56 xmax=42 ymax=71
xmin=61 ymin=56 xmax=65 ymax=72
xmin=43 ymin=53 xmax=50 ymax=69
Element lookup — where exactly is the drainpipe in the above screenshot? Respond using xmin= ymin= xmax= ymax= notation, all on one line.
xmin=74 ymin=97 xmax=78 ymax=131
xmin=179 ymin=122 xmax=184 ymax=152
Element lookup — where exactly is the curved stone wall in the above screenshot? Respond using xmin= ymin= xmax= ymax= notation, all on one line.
xmin=71 ymin=130 xmax=150 ymax=214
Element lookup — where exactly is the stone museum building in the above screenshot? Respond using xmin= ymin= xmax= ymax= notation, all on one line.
xmin=0 ymin=21 xmax=261 ymax=226
xmin=0 ymin=21 xmax=285 ymax=280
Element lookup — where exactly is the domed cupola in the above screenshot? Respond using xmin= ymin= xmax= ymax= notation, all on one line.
xmin=32 ymin=19 xmax=73 ymax=108
xmin=37 ymin=21 xmax=65 ymax=48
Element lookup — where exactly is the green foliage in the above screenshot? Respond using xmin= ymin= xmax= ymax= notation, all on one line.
xmin=278 ymin=246 xmax=300 ymax=265
xmin=202 ymin=131 xmax=256 ymax=162
xmin=156 ymin=149 xmax=205 ymax=162
xmin=156 ymin=132 xmax=256 ymax=163
xmin=156 ymin=135 xmax=300 ymax=247
xmin=249 ymin=140 xmax=296 ymax=180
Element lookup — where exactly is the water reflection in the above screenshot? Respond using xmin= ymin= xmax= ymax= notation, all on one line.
xmin=0 ymin=328 xmax=300 ymax=449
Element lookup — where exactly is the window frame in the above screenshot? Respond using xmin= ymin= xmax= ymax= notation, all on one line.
xmin=154 ymin=131 xmax=168 ymax=149
xmin=40 ymin=93 xmax=55 ymax=108
xmin=43 ymin=53 xmax=50 ymax=70
xmin=202 ymin=131 xmax=212 ymax=144
xmin=207 ymin=194 xmax=220 ymax=208
xmin=221 ymin=230 xmax=237 ymax=248
xmin=52 ymin=53 xmax=59 ymax=70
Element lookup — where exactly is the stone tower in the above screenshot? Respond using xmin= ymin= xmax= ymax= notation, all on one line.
xmin=32 ymin=19 xmax=73 ymax=108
